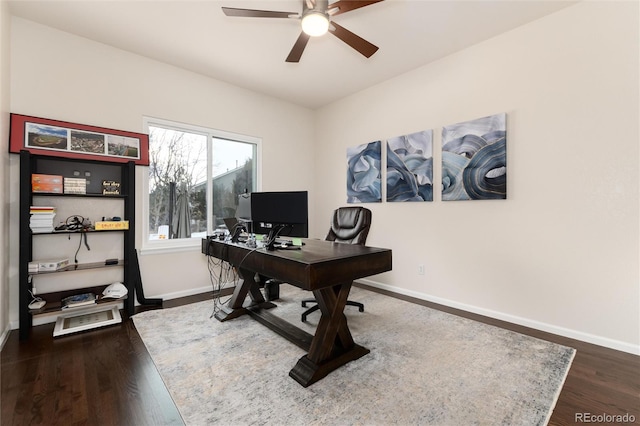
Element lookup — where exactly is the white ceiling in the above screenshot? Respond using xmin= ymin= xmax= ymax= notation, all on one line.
xmin=8 ymin=0 xmax=576 ymax=109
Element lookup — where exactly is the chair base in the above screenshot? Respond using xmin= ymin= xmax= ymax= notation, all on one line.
xmin=301 ymin=298 xmax=364 ymax=322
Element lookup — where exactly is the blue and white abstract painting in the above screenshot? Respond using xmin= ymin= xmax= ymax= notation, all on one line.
xmin=442 ymin=113 xmax=507 ymax=201
xmin=347 ymin=141 xmax=382 ymax=203
xmin=386 ymin=130 xmax=433 ymax=202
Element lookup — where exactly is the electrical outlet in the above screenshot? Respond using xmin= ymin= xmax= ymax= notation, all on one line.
xmin=418 ymin=264 xmax=425 ymax=275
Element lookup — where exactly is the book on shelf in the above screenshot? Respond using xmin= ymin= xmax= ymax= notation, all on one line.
xmin=30 ymin=206 xmax=56 ymax=214
xmin=30 ymin=215 xmax=56 ymax=219
xmin=30 ymin=216 xmax=56 ymax=222
xmin=61 ymin=292 xmax=96 ymax=309
xmin=31 ymin=174 xmax=63 ymax=193
xmin=36 ymin=258 xmax=70 ymax=272
xmin=30 ymin=224 xmax=55 ymax=234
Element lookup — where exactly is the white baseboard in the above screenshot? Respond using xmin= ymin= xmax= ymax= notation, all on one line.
xmin=357 ymin=278 xmax=640 ymax=356
xmin=151 ymin=285 xmax=214 ymax=302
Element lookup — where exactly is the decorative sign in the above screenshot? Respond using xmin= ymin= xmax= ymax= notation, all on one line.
xmin=95 ymin=220 xmax=129 ymax=230
xmin=9 ymin=114 xmax=149 ymax=165
xmin=102 ymin=180 xmax=121 ymax=195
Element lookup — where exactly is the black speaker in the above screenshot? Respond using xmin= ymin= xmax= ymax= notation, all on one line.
xmin=264 ymin=280 xmax=280 ymax=301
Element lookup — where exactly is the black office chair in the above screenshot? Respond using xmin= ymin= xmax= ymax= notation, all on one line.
xmin=300 ymin=206 xmax=372 ymax=322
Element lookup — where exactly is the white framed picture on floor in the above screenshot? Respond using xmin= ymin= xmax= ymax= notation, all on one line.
xmin=53 ymin=305 xmax=122 ymax=337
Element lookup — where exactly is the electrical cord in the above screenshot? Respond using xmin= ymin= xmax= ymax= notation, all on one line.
xmin=28 ymin=289 xmax=44 ymax=306
xmin=263 ymin=224 xmax=296 ymax=250
xmin=207 ymin=238 xmax=237 ymax=318
xmin=206 ymin=237 xmax=267 ymax=318
xmin=54 ymin=215 xmax=91 ymax=263
xmin=72 ymin=231 xmax=90 ymax=263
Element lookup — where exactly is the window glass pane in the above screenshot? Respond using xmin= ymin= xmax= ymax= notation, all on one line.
xmin=148 ymin=126 xmax=207 ymax=240
xmin=212 ymin=137 xmax=256 ymax=231
xmin=145 ymin=119 xmax=259 ymax=246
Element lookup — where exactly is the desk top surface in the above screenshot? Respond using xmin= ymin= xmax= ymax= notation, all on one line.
xmin=202 ymin=238 xmax=392 ymax=290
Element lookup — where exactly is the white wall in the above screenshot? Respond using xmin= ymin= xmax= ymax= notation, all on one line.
xmin=8 ymin=18 xmax=316 ymax=325
xmin=315 ymin=1 xmax=639 ymax=353
xmin=0 ymin=0 xmax=11 ymax=347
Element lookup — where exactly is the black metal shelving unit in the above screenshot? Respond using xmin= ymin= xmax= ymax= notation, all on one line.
xmin=18 ymin=151 xmax=136 ymax=340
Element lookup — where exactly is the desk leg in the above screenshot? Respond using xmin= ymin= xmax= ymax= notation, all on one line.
xmin=214 ymin=267 xmax=275 ymax=322
xmin=289 ymin=281 xmax=369 ymax=387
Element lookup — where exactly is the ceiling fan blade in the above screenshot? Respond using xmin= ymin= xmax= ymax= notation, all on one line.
xmin=328 ymin=0 xmax=384 ymax=17
xmin=222 ymin=7 xmax=297 ymax=18
xmin=286 ymin=32 xmax=311 ymax=63
xmin=329 ymin=22 xmax=378 ymax=58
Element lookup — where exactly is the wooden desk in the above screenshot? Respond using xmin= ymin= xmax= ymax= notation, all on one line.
xmin=201 ymin=238 xmax=392 ymax=387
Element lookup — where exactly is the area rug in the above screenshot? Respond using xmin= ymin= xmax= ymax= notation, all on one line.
xmin=132 ymin=285 xmax=575 ymax=425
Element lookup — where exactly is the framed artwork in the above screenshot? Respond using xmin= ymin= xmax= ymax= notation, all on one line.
xmin=53 ymin=305 xmax=122 ymax=337
xmin=386 ymin=130 xmax=433 ymax=202
xmin=442 ymin=113 xmax=507 ymax=201
xmin=9 ymin=114 xmax=149 ymax=165
xmin=347 ymin=140 xmax=382 ymax=203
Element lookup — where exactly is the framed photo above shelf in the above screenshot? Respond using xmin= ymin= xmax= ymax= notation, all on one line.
xmin=9 ymin=114 xmax=149 ymax=165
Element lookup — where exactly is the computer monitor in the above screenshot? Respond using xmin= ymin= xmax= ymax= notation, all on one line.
xmin=250 ymin=191 xmax=308 ymax=247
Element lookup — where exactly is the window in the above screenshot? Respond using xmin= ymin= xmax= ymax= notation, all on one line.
xmin=142 ymin=117 xmax=260 ymax=251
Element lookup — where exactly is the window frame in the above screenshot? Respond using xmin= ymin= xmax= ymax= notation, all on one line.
xmin=141 ymin=117 xmax=261 ymax=254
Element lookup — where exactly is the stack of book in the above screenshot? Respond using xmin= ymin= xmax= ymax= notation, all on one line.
xmin=61 ymin=292 xmax=96 ymax=309
xmin=29 ymin=206 xmax=56 ymax=233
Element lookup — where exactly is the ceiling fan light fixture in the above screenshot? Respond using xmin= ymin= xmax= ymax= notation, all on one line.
xmin=301 ymin=11 xmax=329 ymax=37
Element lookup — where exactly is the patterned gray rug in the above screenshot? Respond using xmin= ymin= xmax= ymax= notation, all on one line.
xmin=132 ymin=285 xmax=575 ymax=425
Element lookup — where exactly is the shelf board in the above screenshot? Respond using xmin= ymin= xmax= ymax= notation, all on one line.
xmin=30 ymin=260 xmax=125 ymax=275
xmin=31 ymin=229 xmax=128 ymax=235
xmin=30 ymin=296 xmax=127 ymax=318
xmin=32 ymin=193 xmax=127 ymax=198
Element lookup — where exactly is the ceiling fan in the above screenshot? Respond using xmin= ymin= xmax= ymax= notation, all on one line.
xmin=222 ymin=0 xmax=384 ymax=63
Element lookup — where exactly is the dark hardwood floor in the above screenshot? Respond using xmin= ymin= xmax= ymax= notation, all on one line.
xmin=2 ymin=286 xmax=638 ymax=425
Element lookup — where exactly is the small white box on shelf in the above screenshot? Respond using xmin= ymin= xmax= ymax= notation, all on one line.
xmin=64 ymin=177 xmax=87 ymax=194
xmin=37 ymin=258 xmax=70 ymax=272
